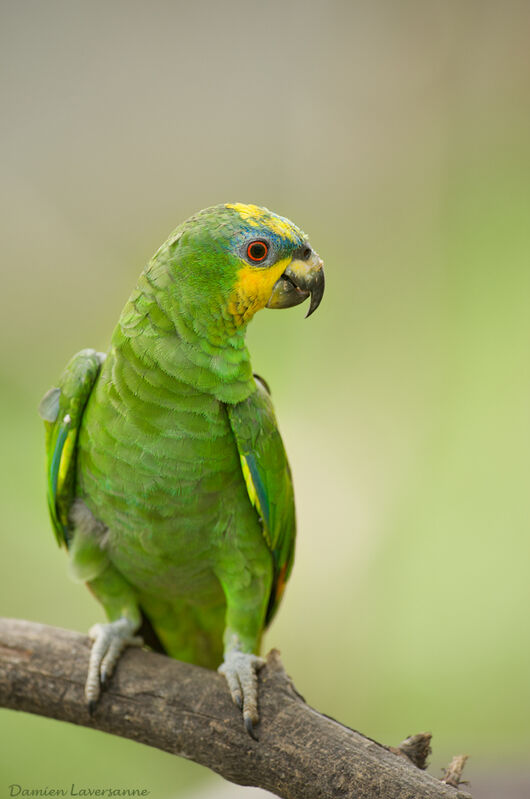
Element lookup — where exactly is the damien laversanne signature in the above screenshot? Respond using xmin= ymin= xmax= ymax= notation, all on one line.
xmin=8 ymin=788 xmax=150 ymax=797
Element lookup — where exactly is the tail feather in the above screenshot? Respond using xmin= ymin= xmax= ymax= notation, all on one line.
xmin=139 ymin=597 xmax=225 ymax=669
xmin=139 ymin=610 xmax=168 ymax=655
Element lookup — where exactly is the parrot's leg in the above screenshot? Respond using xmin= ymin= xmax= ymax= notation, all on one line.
xmin=218 ymin=642 xmax=265 ymax=738
xmin=216 ymin=568 xmax=269 ymax=738
xmin=67 ymin=500 xmax=143 ymax=710
xmin=68 ymin=499 xmax=143 ymax=712
xmin=84 ymin=565 xmax=143 ymax=712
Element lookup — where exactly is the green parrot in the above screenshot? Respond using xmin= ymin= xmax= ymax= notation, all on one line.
xmin=39 ymin=203 xmax=324 ymax=735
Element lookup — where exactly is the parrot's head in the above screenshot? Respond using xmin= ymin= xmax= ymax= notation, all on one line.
xmin=168 ymin=203 xmax=325 ymax=329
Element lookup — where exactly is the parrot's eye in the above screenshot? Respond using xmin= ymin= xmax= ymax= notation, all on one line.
xmin=246 ymin=240 xmax=269 ymax=263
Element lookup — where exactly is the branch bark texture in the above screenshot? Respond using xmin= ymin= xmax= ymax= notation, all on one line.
xmin=0 ymin=619 xmax=469 ymax=799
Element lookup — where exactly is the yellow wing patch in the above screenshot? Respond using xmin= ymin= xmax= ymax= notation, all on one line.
xmin=240 ymin=455 xmax=272 ymax=548
xmin=228 ymin=256 xmax=291 ymax=326
xmin=240 ymin=455 xmax=260 ymax=512
xmin=226 ymin=203 xmax=301 ymax=242
xmin=57 ymin=428 xmax=76 ymax=497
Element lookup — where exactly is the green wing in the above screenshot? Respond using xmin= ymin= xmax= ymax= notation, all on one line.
xmin=39 ymin=348 xmax=105 ymax=547
xmin=227 ymin=375 xmax=296 ymax=625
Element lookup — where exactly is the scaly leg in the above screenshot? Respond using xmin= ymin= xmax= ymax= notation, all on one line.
xmin=218 ymin=637 xmax=265 ymax=738
xmin=68 ymin=501 xmax=143 ymax=709
xmin=216 ymin=558 xmax=271 ymax=738
xmin=84 ymin=564 xmax=142 ymax=711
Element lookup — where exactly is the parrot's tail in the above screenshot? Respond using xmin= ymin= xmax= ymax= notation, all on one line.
xmin=139 ymin=597 xmax=225 ymax=670
xmin=139 ymin=610 xmax=168 ymax=655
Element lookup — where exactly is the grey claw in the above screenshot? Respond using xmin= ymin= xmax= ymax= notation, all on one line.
xmin=85 ymin=619 xmax=142 ymax=707
xmin=244 ymin=714 xmax=258 ymax=740
xmin=218 ymin=649 xmax=265 ymax=734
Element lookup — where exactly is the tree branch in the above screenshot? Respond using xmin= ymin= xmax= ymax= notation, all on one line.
xmin=0 ymin=619 xmax=470 ymax=799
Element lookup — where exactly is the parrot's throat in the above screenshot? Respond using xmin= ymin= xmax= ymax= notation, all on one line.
xmin=114 ymin=271 xmax=255 ymax=405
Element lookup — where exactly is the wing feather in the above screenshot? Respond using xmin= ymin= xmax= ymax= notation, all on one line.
xmin=227 ymin=376 xmax=296 ymax=625
xmin=39 ymin=349 xmax=105 ymax=546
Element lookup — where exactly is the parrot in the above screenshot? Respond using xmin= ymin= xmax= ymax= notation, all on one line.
xmin=39 ymin=202 xmax=324 ymax=736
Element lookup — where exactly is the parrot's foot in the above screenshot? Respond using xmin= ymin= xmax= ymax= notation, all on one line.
xmin=218 ymin=651 xmax=266 ymax=739
xmin=85 ymin=618 xmax=142 ymax=711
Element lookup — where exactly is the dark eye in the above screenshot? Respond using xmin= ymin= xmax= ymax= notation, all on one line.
xmin=247 ymin=240 xmax=269 ymax=263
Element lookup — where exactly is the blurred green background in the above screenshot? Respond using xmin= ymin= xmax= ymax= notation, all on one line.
xmin=1 ymin=1 xmax=529 ymax=796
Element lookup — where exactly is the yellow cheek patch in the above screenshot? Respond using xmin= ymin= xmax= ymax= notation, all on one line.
xmin=228 ymin=256 xmax=291 ymax=326
xmin=226 ymin=203 xmax=300 ymax=243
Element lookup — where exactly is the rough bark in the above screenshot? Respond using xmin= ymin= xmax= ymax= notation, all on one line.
xmin=0 ymin=618 xmax=470 ymax=799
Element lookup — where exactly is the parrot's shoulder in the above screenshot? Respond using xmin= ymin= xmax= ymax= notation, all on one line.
xmin=226 ymin=374 xmax=296 ymax=625
xmin=39 ymin=348 xmax=106 ymax=547
xmin=252 ymin=372 xmax=271 ymax=396
xmin=228 ymin=374 xmax=276 ymax=438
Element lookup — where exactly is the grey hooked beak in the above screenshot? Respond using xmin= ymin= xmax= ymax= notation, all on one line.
xmin=266 ymin=246 xmax=325 ymax=318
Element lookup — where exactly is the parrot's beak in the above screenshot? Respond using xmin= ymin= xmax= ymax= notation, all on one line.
xmin=267 ymin=248 xmax=325 ymax=318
